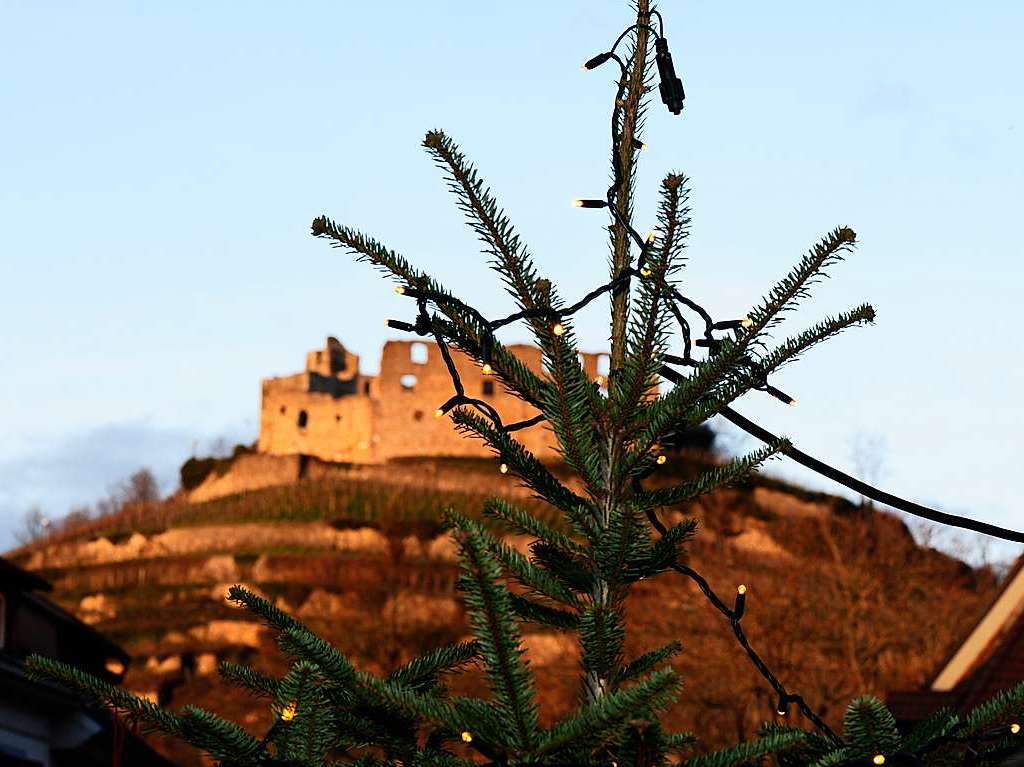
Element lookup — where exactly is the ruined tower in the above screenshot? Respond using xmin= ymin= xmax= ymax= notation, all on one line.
xmin=258 ymin=337 xmax=610 ymax=463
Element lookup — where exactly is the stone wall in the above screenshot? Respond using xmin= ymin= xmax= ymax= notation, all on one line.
xmin=257 ymin=337 xmax=609 ymax=464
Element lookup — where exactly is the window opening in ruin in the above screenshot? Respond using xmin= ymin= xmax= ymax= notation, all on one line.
xmin=400 ymin=374 xmax=418 ymax=390
xmin=297 ymin=410 xmax=309 ymax=428
xmin=413 ymin=410 xmax=424 ymax=421
xmin=597 ymin=353 xmax=611 ymax=376
xmin=482 ymin=380 xmax=495 ymax=396
xmin=363 ymin=380 xmax=371 ymax=394
xmin=410 ymin=342 xmax=429 ymax=364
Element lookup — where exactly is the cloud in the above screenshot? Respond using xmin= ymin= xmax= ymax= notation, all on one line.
xmin=0 ymin=420 xmax=253 ymax=551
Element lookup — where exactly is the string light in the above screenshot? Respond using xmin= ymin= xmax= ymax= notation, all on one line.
xmin=359 ymin=8 xmax=1024 ymax=748
xmin=632 ymin=138 xmax=648 ymax=151
xmin=646 ymin=232 xmax=657 ymax=244
xmin=435 ymin=396 xmax=459 ymax=419
xmin=386 ymin=319 xmax=416 ymax=332
xmin=461 ymin=731 xmax=473 ymax=743
xmin=394 ymin=285 xmax=407 ymax=295
xmin=737 ymin=584 xmax=747 ymax=595
xmin=654 ymin=37 xmax=685 ymax=115
xmin=872 ymin=755 xmax=886 ymax=766
xmin=582 ymin=52 xmax=613 ymax=71
xmin=281 ymin=702 xmax=297 ymax=722
xmin=482 ymin=363 xmax=494 ymax=375
xmin=1013 ymin=723 xmax=1022 ymax=735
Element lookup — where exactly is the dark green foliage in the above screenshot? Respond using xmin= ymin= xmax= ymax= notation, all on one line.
xmin=24 ymin=3 xmax=1024 ymax=767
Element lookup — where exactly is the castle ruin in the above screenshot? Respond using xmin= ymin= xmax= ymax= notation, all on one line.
xmin=258 ymin=337 xmax=610 ymax=463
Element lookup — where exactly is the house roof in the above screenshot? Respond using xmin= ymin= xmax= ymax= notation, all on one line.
xmin=0 ymin=555 xmax=52 ymax=592
xmin=0 ymin=556 xmax=127 ymax=664
xmin=890 ymin=556 xmax=1024 ymax=721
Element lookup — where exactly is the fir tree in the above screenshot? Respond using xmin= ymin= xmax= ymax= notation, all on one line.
xmin=25 ymin=2 xmax=1024 ymax=766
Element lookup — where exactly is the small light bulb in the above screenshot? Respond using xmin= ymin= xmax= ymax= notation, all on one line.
xmin=572 ymin=199 xmax=584 ymax=208
xmin=646 ymin=232 xmax=657 ymax=244
xmin=737 ymin=584 xmax=747 ymax=595
xmin=1012 ymin=723 xmax=1021 ymax=735
xmin=552 ymin=322 xmax=566 ymax=337
xmin=499 ymin=463 xmax=509 ymax=474
xmin=740 ymin=317 xmax=753 ymax=328
xmin=873 ymin=756 xmax=886 ymax=766
xmin=434 ymin=409 xmax=445 ymax=418
xmin=394 ymin=285 xmax=406 ymax=295
xmin=482 ymin=363 xmax=494 ymax=375
xmin=777 ymin=707 xmax=788 ymax=716
xmin=595 ymin=375 xmax=606 ymax=386
xmin=461 ymin=731 xmax=473 ymax=743
xmin=640 ymin=267 xmax=652 ymax=277
xmin=656 ymin=454 xmax=667 ymax=465
xmin=788 ymin=398 xmax=798 ymax=407
xmin=281 ymin=701 xmax=298 ymax=721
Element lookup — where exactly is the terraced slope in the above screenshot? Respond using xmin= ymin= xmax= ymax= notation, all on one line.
xmin=7 ymin=456 xmax=998 ymax=766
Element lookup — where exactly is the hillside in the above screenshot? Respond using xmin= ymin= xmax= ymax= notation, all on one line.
xmin=7 ymin=454 xmax=999 ymax=766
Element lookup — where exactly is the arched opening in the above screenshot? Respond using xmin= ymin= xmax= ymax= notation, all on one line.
xmin=410 ymin=342 xmax=429 ymax=364
xmin=297 ymin=410 xmax=309 ymax=428
xmin=482 ymin=380 xmax=495 ymax=396
xmin=597 ymin=354 xmax=611 ymax=376
xmin=400 ymin=374 xmax=418 ymax=391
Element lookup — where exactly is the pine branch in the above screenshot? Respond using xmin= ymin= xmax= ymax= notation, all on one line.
xmin=482 ymin=497 xmax=584 ymax=555
xmin=388 ymin=641 xmax=481 ymax=692
xmin=536 ymin=668 xmax=681 ymax=755
xmin=680 ymin=730 xmax=809 ymax=767
xmin=758 ymin=303 xmax=876 ymax=373
xmin=538 ymin=328 xmax=607 ymax=492
xmin=453 ymin=524 xmax=541 ymax=749
xmin=579 ymin=603 xmax=627 ymax=685
xmin=278 ymin=626 xmax=358 ymax=689
xmin=508 ymin=593 xmax=581 ymax=629
xmin=745 ymin=226 xmax=859 ymax=337
xmin=633 ymin=442 xmax=787 ymax=508
xmin=25 ymin=655 xmax=187 ymax=737
xmin=686 ymin=307 xmax=874 ymax=428
xmin=274 ymin=662 xmax=335 ymax=762
xmin=448 ymin=512 xmax=581 ymax=606
xmin=843 ymin=696 xmax=900 ymax=757
xmin=177 ymin=706 xmax=265 ymax=762
xmin=227 ymin=584 xmax=303 ymax=633
xmin=219 ymin=661 xmax=280 ymax=699
xmin=613 ymin=174 xmax=690 ymax=432
xmin=616 ymin=641 xmax=683 ymax=684
xmin=421 ymin=130 xmax=548 ymax=317
xmin=451 ymin=407 xmax=593 ymax=526
xmin=965 ymin=681 xmax=1024 ymax=734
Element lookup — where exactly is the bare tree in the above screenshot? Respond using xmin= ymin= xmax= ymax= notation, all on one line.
xmin=14 ymin=506 xmax=51 ymax=545
xmin=849 ymin=432 xmax=887 ymax=509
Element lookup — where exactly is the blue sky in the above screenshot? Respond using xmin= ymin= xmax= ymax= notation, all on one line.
xmin=1 ymin=2 xmax=1021 ymax=560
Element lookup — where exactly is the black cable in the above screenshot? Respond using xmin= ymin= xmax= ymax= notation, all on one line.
xmin=720 ymin=406 xmax=1024 ymax=545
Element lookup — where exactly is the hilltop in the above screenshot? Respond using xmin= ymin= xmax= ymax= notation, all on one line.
xmin=7 ymin=453 xmax=998 ymax=766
